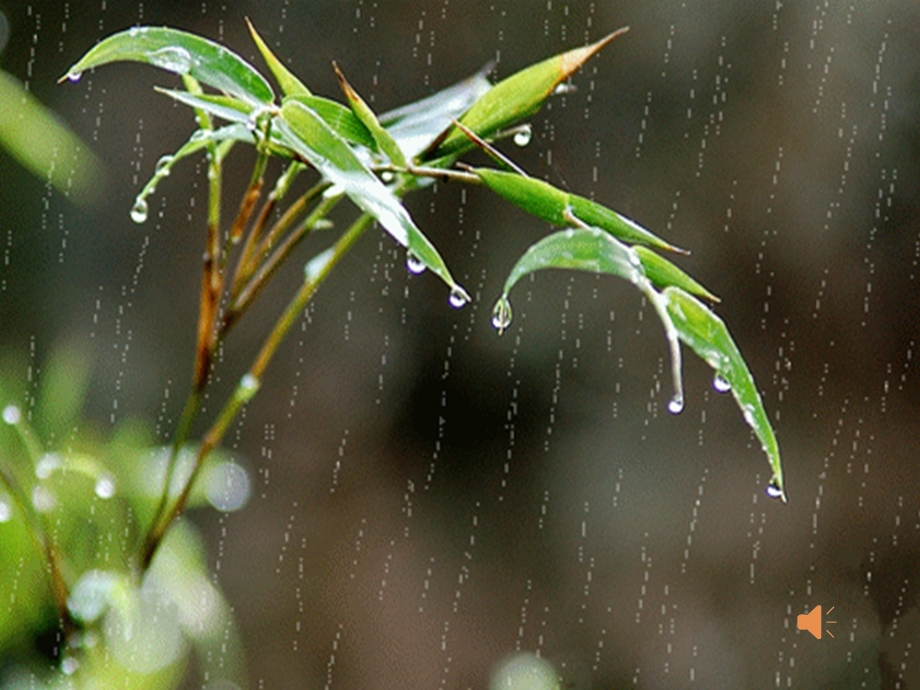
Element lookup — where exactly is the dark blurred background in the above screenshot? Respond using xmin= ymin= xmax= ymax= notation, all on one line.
xmin=1 ymin=1 xmax=919 ymax=687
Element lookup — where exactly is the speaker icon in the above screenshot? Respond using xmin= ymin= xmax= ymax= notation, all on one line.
xmin=797 ymin=605 xmax=836 ymax=639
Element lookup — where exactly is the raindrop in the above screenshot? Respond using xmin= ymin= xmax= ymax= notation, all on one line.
xmin=61 ymin=656 xmax=79 ymax=675
xmin=553 ymin=82 xmax=577 ymax=95
xmin=94 ymin=474 xmax=116 ymax=500
xmin=66 ymin=71 xmax=82 ymax=83
xmin=130 ymin=198 xmax=149 ymax=224
xmin=713 ymin=374 xmax=731 ymax=393
xmin=406 ymin=251 xmax=426 ymax=275
xmin=0 ymin=495 xmax=11 ymax=522
xmin=513 ymin=125 xmax=532 ymax=147
xmin=667 ymin=394 xmax=684 ymax=415
xmin=32 ymin=485 xmax=56 ymax=512
xmin=36 ymin=453 xmax=62 ymax=479
xmin=381 ymin=170 xmax=395 ymax=183
xmin=205 ymin=461 xmax=251 ymax=512
xmin=154 ymin=155 xmax=174 ymax=176
xmin=238 ymin=373 xmax=261 ymax=402
xmin=448 ymin=287 xmax=470 ymax=309
xmin=491 ymin=298 xmax=512 ymax=333
xmin=765 ymin=479 xmax=784 ymax=500
xmin=2 ymin=404 xmax=20 ymax=425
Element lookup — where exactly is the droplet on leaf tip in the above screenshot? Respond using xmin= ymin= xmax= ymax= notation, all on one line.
xmin=491 ymin=299 xmax=512 ymax=333
xmin=448 ymin=287 xmax=470 ymax=309
xmin=513 ymin=125 xmax=532 ymax=147
xmin=66 ymin=71 xmax=82 ymax=83
xmin=765 ymin=478 xmax=784 ymax=500
xmin=130 ymin=198 xmax=149 ymax=224
xmin=667 ymin=394 xmax=684 ymax=415
xmin=713 ymin=374 xmax=731 ymax=393
xmin=406 ymin=251 xmax=426 ymax=275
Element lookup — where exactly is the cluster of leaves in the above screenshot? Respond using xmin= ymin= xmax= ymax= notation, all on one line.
xmin=0 ymin=346 xmax=247 ymax=687
xmin=0 ymin=21 xmax=786 ymax=689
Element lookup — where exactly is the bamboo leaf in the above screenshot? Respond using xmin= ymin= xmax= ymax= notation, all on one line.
xmin=156 ymin=88 xmax=255 ymax=124
xmin=275 ymin=100 xmax=468 ymax=304
xmin=493 ymin=227 xmax=685 ymax=412
xmin=246 ymin=18 xmax=311 ymax=97
xmin=283 ymin=95 xmax=376 ymax=150
xmin=424 ymin=27 xmax=627 ymax=160
xmin=62 ymin=26 xmax=275 ymax=106
xmin=474 ymin=168 xmax=684 ymax=253
xmin=663 ymin=287 xmax=786 ymax=501
xmin=379 ymin=64 xmax=493 ymax=159
xmin=634 ymin=246 xmax=719 ymax=302
xmin=333 ymin=62 xmax=407 ymax=167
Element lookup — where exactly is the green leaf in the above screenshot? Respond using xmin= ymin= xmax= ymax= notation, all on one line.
xmin=275 ymin=100 xmax=468 ymax=303
xmin=283 ymin=95 xmax=376 ymax=150
xmin=424 ymin=27 xmax=628 ymax=160
xmin=333 ymin=62 xmax=407 ymax=167
xmin=494 ymin=227 xmax=684 ymax=410
xmin=474 ymin=168 xmax=684 ymax=253
xmin=156 ymin=88 xmax=255 ymax=124
xmin=379 ymin=64 xmax=492 ymax=159
xmin=663 ymin=287 xmax=786 ymax=501
xmin=62 ymin=26 xmax=275 ymax=106
xmin=633 ymin=246 xmax=719 ymax=302
xmin=246 ymin=18 xmax=311 ymax=97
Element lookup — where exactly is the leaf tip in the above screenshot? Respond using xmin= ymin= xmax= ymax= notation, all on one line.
xmin=560 ymin=26 xmax=629 ymax=76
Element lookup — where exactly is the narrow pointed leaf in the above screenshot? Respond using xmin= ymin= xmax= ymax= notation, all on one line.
xmin=663 ymin=287 xmax=785 ymax=501
xmin=283 ymin=95 xmax=376 ymax=150
xmin=62 ymin=26 xmax=274 ymax=105
xmin=275 ymin=100 xmax=467 ymax=300
xmin=634 ymin=246 xmax=719 ymax=302
xmin=474 ymin=168 xmax=684 ymax=253
xmin=380 ymin=64 xmax=493 ymax=159
xmin=496 ymin=226 xmax=685 ymax=406
xmin=157 ymin=88 xmax=255 ymax=124
xmin=425 ymin=27 xmax=627 ymax=160
xmin=333 ymin=62 xmax=407 ymax=167
xmin=246 ymin=19 xmax=311 ymax=97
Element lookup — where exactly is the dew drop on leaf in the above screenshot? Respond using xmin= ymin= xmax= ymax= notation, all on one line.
xmin=667 ymin=394 xmax=685 ymax=415
xmin=94 ymin=474 xmax=116 ymax=500
xmin=130 ymin=198 xmax=149 ymax=224
xmin=765 ymin=479 xmax=784 ymax=500
xmin=406 ymin=251 xmax=426 ymax=275
xmin=2 ymin=404 xmax=20 ymax=425
xmin=155 ymin=155 xmax=174 ymax=176
xmin=713 ymin=374 xmax=731 ymax=393
xmin=513 ymin=124 xmax=532 ymax=147
xmin=448 ymin=287 xmax=470 ymax=309
xmin=66 ymin=71 xmax=82 ymax=83
xmin=0 ymin=495 xmax=11 ymax=522
xmin=491 ymin=298 xmax=513 ymax=333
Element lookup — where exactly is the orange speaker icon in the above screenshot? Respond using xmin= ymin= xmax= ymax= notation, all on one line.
xmin=797 ymin=605 xmax=836 ymax=639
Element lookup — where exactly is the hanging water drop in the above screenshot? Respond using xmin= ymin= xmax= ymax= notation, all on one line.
xmin=66 ymin=71 xmax=83 ymax=83
xmin=406 ymin=251 xmax=426 ymax=275
xmin=713 ymin=374 xmax=731 ymax=393
xmin=94 ymin=474 xmax=116 ymax=500
xmin=448 ymin=287 xmax=470 ymax=309
xmin=0 ymin=494 xmax=11 ymax=522
xmin=155 ymin=155 xmax=174 ymax=176
xmin=491 ymin=298 xmax=513 ymax=333
xmin=2 ymin=404 xmax=20 ymax=425
xmin=513 ymin=125 xmax=532 ymax=147
xmin=667 ymin=394 xmax=684 ymax=415
xmin=381 ymin=170 xmax=395 ymax=184
xmin=130 ymin=198 xmax=149 ymax=224
xmin=61 ymin=656 xmax=79 ymax=675
xmin=765 ymin=478 xmax=784 ymax=500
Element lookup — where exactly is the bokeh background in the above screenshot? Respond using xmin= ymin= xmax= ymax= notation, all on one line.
xmin=1 ymin=1 xmax=919 ymax=687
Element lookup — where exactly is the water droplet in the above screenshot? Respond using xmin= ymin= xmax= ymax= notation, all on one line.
xmin=513 ymin=125 xmax=532 ymax=147
xmin=36 ymin=453 xmax=62 ymax=479
xmin=553 ymin=82 xmax=577 ymax=95
xmin=765 ymin=479 xmax=784 ymax=500
xmin=238 ymin=374 xmax=261 ymax=402
xmin=667 ymin=394 xmax=684 ymax=415
xmin=406 ymin=251 xmax=426 ymax=275
xmin=94 ymin=474 xmax=116 ymax=500
xmin=155 ymin=154 xmax=174 ymax=176
xmin=66 ymin=71 xmax=82 ymax=83
xmin=381 ymin=170 xmax=395 ymax=183
xmin=448 ymin=287 xmax=470 ymax=309
xmin=205 ymin=461 xmax=251 ymax=512
xmin=130 ymin=198 xmax=149 ymax=224
xmin=61 ymin=656 xmax=79 ymax=675
xmin=713 ymin=374 xmax=731 ymax=393
xmin=2 ymin=404 xmax=20 ymax=425
xmin=32 ymin=485 xmax=56 ymax=512
xmin=0 ymin=495 xmax=12 ymax=522
xmin=491 ymin=298 xmax=512 ymax=333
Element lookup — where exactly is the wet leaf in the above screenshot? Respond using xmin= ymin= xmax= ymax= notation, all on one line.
xmin=246 ymin=18 xmax=311 ymax=97
xmin=62 ymin=26 xmax=274 ymax=106
xmin=156 ymin=88 xmax=255 ymax=124
xmin=283 ymin=95 xmax=376 ymax=150
xmin=275 ymin=100 xmax=468 ymax=300
xmin=634 ymin=246 xmax=719 ymax=302
xmin=663 ymin=287 xmax=785 ymax=501
xmin=424 ymin=28 xmax=627 ymax=160
xmin=333 ymin=62 xmax=407 ymax=167
xmin=380 ymin=64 xmax=492 ymax=159
xmin=474 ymin=168 xmax=683 ymax=252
